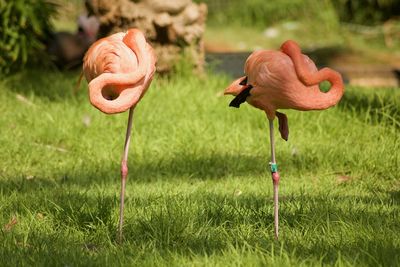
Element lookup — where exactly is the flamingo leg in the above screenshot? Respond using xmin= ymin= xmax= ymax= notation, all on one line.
xmin=268 ymin=118 xmax=280 ymax=239
xmin=118 ymin=107 xmax=135 ymax=243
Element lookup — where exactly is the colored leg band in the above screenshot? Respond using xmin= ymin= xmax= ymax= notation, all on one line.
xmin=269 ymin=162 xmax=278 ymax=173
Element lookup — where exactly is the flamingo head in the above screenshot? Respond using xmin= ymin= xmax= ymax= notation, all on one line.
xmin=224 ymin=76 xmax=253 ymax=108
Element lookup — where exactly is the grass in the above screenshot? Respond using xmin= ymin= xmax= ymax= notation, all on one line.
xmin=0 ymin=69 xmax=399 ymax=266
xmin=198 ymin=0 xmax=400 ymax=58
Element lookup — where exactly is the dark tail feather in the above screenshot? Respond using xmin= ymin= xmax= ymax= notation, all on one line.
xmin=276 ymin=111 xmax=289 ymax=141
xmin=229 ymin=85 xmax=253 ymax=108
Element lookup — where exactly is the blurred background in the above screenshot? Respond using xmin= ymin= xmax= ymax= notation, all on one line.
xmin=1 ymin=0 xmax=400 ymax=86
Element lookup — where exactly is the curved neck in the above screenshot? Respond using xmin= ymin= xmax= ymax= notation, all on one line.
xmin=87 ymin=29 xmax=151 ymax=114
xmin=281 ymin=40 xmax=344 ymax=109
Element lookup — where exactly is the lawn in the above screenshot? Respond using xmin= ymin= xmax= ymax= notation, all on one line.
xmin=0 ymin=69 xmax=399 ymax=266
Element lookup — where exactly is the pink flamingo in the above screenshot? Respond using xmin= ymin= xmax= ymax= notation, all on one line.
xmin=225 ymin=40 xmax=344 ymax=239
xmin=83 ymin=29 xmax=156 ymax=242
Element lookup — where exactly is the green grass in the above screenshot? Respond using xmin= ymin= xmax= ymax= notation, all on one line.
xmin=0 ymin=70 xmax=399 ymax=266
xmin=199 ymin=0 xmax=400 ymax=55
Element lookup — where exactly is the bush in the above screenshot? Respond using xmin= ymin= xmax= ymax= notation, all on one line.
xmin=195 ymin=0 xmax=340 ymax=28
xmin=332 ymin=0 xmax=400 ymax=25
xmin=197 ymin=0 xmax=400 ymax=27
xmin=0 ymin=0 xmax=58 ymax=74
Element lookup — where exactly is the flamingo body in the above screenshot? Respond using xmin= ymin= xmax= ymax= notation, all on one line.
xmin=224 ymin=40 xmax=344 ymax=239
xmin=82 ymin=29 xmax=156 ymax=242
xmin=83 ymin=29 xmax=156 ymax=114
xmin=225 ymin=40 xmax=344 ymax=120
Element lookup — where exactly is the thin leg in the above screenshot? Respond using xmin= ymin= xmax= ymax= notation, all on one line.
xmin=268 ymin=119 xmax=280 ymax=240
xmin=118 ymin=107 xmax=135 ymax=243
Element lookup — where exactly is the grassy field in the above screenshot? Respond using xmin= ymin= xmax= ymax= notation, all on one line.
xmin=0 ymin=69 xmax=399 ymax=266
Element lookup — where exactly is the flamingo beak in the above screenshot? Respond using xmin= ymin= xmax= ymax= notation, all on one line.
xmin=224 ymin=76 xmax=253 ymax=108
xmin=224 ymin=76 xmax=247 ymax=96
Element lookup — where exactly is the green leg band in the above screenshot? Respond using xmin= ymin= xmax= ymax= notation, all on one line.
xmin=269 ymin=162 xmax=278 ymax=173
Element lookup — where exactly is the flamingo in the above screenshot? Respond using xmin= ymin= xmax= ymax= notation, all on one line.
xmin=224 ymin=40 xmax=344 ymax=239
xmin=82 ymin=29 xmax=156 ymax=242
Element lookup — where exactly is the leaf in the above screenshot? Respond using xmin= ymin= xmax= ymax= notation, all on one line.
xmin=0 ymin=0 xmax=57 ymax=74
xmin=10 ymin=42 xmax=19 ymax=61
xmin=233 ymin=189 xmax=242 ymax=197
xmin=16 ymin=93 xmax=35 ymax=106
xmin=337 ymin=175 xmax=352 ymax=184
xmin=3 ymin=215 xmax=17 ymax=232
xmin=20 ymin=34 xmax=27 ymax=63
xmin=82 ymin=115 xmax=91 ymax=127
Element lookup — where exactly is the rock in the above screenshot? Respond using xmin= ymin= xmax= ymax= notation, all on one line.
xmin=181 ymin=3 xmax=200 ymax=25
xmin=85 ymin=0 xmax=207 ymax=73
xmin=154 ymin=13 xmax=172 ymax=27
xmin=145 ymin=0 xmax=190 ymax=14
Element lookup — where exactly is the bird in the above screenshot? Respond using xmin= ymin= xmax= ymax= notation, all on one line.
xmin=82 ymin=28 xmax=156 ymax=242
xmin=224 ymin=40 xmax=344 ymax=239
xmin=47 ymin=15 xmax=100 ymax=69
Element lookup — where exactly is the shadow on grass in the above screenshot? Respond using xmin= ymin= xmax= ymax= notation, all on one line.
xmin=0 ymin=152 xmax=267 ymax=194
xmin=131 ymin=152 xmax=266 ymax=181
xmin=2 ymin=190 xmax=399 ymax=265
xmin=93 ymin=193 xmax=400 ymax=265
xmin=2 ymin=69 xmax=82 ymax=101
xmin=1 ymin=230 xmax=113 ymax=266
xmin=388 ymin=190 xmax=400 ymax=204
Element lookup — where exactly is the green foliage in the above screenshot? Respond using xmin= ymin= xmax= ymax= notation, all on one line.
xmin=332 ymin=0 xmax=400 ymax=25
xmin=198 ymin=0 xmax=340 ymax=29
xmin=197 ymin=0 xmax=400 ymax=27
xmin=0 ymin=0 xmax=58 ymax=74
